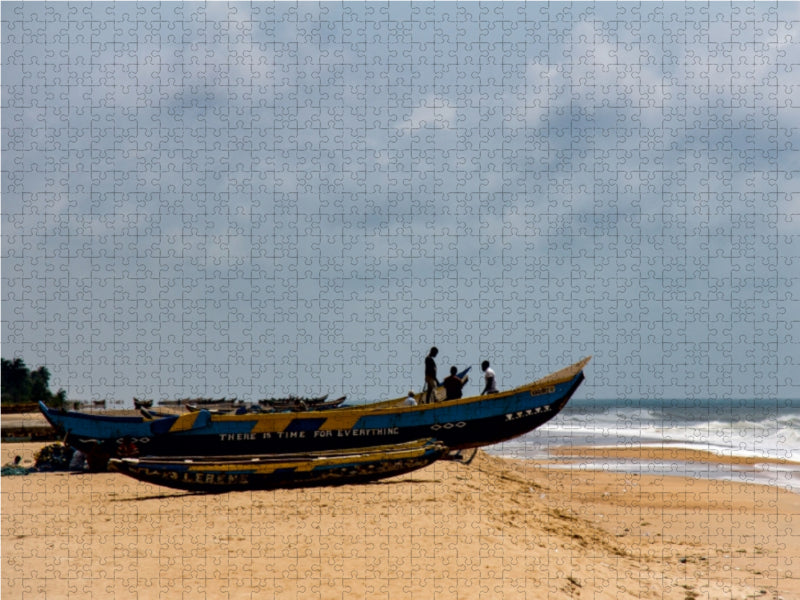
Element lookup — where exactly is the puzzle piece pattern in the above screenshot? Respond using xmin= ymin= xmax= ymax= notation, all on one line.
xmin=2 ymin=4 xmax=800 ymax=600
xmin=2 ymin=3 xmax=798 ymax=401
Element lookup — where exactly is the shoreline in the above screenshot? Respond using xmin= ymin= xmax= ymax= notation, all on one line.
xmin=3 ymin=441 xmax=799 ymax=599
xmin=489 ymin=444 xmax=800 ymax=493
xmin=547 ymin=444 xmax=800 ymax=466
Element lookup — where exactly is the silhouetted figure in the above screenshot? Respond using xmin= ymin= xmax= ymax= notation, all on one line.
xmin=424 ymin=347 xmax=439 ymax=404
xmin=443 ymin=366 xmax=469 ymax=400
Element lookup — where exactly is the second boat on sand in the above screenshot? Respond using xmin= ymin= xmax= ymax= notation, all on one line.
xmin=107 ymin=439 xmax=448 ymax=492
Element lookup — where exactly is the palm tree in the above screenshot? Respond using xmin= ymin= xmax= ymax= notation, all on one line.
xmin=1 ymin=358 xmax=67 ymax=407
xmin=1 ymin=358 xmax=30 ymax=402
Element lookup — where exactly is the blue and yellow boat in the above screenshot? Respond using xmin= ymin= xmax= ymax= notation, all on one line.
xmin=39 ymin=357 xmax=590 ymax=469
xmin=107 ymin=439 xmax=447 ymax=492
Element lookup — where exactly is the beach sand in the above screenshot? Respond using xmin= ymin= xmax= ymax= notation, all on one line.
xmin=2 ymin=441 xmax=799 ymax=599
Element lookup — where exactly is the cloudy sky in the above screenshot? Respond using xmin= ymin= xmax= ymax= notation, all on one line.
xmin=2 ymin=2 xmax=798 ymax=403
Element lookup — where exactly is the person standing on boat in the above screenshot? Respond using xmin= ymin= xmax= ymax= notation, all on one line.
xmin=423 ymin=347 xmax=439 ymax=404
xmin=480 ymin=360 xmax=498 ymax=394
xmin=443 ymin=366 xmax=469 ymax=400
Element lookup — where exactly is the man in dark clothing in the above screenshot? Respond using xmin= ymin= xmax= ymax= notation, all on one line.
xmin=443 ymin=366 xmax=469 ymax=400
xmin=423 ymin=347 xmax=439 ymax=404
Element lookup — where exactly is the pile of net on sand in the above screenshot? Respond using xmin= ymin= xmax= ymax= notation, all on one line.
xmin=1 ymin=443 xmax=86 ymax=476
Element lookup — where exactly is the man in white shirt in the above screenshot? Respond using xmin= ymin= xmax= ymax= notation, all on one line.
xmin=480 ymin=360 xmax=498 ymax=394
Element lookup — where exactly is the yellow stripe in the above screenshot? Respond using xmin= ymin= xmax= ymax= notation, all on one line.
xmin=248 ymin=414 xmax=298 ymax=434
xmin=316 ymin=412 xmax=363 ymax=431
xmin=168 ymin=412 xmax=201 ymax=433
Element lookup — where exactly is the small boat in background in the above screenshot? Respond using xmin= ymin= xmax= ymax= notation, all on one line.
xmin=258 ymin=394 xmax=330 ymax=410
xmin=267 ymin=395 xmax=347 ymax=412
xmin=183 ymin=396 xmax=347 ymax=414
xmin=133 ymin=398 xmax=154 ymax=409
xmin=157 ymin=397 xmax=239 ymax=407
xmin=184 ymin=403 xmax=238 ymax=415
xmin=107 ymin=439 xmax=447 ymax=492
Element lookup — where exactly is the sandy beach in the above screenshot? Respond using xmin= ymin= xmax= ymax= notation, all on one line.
xmin=2 ymin=441 xmax=798 ymax=599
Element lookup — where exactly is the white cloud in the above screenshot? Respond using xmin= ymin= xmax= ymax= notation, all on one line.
xmin=395 ymin=97 xmax=457 ymax=131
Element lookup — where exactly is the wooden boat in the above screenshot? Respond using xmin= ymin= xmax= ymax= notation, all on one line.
xmin=39 ymin=357 xmax=590 ymax=470
xmin=259 ymin=394 xmax=329 ymax=408
xmin=181 ymin=396 xmax=339 ymax=413
xmin=157 ymin=397 xmax=238 ymax=407
xmin=107 ymin=439 xmax=447 ymax=492
xmin=189 ymin=397 xmax=237 ymax=405
xmin=184 ymin=397 xmax=346 ymax=414
xmin=184 ymin=403 xmax=237 ymax=415
xmin=261 ymin=395 xmax=347 ymax=412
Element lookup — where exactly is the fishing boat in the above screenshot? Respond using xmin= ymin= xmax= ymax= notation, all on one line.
xmin=258 ymin=394 xmax=329 ymax=409
xmin=184 ymin=403 xmax=240 ymax=415
xmin=263 ymin=395 xmax=347 ymax=412
xmin=185 ymin=396 xmax=347 ymax=414
xmin=157 ymin=397 xmax=238 ymax=407
xmin=107 ymin=439 xmax=447 ymax=492
xmin=39 ymin=357 xmax=590 ymax=469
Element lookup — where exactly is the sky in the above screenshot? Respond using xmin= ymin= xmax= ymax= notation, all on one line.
xmin=2 ymin=2 xmax=799 ymax=404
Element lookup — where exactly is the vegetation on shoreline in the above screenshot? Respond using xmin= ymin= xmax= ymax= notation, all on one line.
xmin=1 ymin=358 xmax=67 ymax=409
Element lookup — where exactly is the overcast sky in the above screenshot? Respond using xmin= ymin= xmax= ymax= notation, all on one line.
xmin=2 ymin=2 xmax=799 ymax=403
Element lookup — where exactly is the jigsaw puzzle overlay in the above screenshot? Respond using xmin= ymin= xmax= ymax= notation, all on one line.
xmin=2 ymin=3 xmax=799 ymax=599
xmin=3 ymin=2 xmax=797 ymax=403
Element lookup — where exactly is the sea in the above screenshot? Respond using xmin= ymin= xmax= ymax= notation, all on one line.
xmin=486 ymin=398 xmax=800 ymax=493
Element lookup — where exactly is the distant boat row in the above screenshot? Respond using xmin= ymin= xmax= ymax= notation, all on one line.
xmin=134 ymin=394 xmax=345 ymax=413
xmin=182 ymin=396 xmax=348 ymax=415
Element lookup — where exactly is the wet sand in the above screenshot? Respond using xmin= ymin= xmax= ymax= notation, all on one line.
xmin=549 ymin=444 xmax=798 ymax=466
xmin=2 ymin=442 xmax=799 ymax=599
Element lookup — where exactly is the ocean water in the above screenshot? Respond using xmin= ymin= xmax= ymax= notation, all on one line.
xmin=487 ymin=398 xmax=800 ymax=492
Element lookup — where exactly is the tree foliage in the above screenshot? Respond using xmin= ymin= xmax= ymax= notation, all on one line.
xmin=1 ymin=358 xmax=67 ymax=408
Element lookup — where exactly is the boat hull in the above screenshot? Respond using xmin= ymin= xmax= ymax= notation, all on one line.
xmin=39 ymin=358 xmax=589 ymax=467
xmin=107 ymin=439 xmax=447 ymax=492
